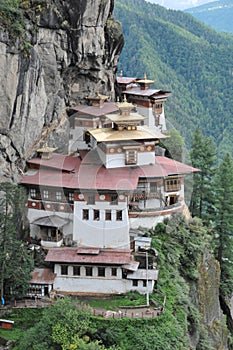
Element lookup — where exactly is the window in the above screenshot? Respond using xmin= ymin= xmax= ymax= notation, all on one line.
xmin=132 ymin=280 xmax=138 ymax=287
xmin=73 ymin=266 xmax=80 ymax=276
xmin=105 ymin=210 xmax=112 ymax=221
xmin=56 ymin=191 xmax=62 ymax=200
xmin=98 ymin=267 xmax=105 ymax=277
xmin=61 ymin=265 xmax=68 ymax=275
xmin=94 ymin=209 xmax=100 ymax=221
xmin=150 ymin=182 xmax=157 ymax=193
xmin=165 ymin=178 xmax=181 ymax=192
xmin=83 ymin=209 xmax=89 ymax=220
xmin=116 ymin=210 xmax=123 ymax=221
xmin=143 ymin=280 xmax=147 ymax=287
xmin=43 ymin=190 xmax=49 ymax=199
xmin=111 ymin=268 xmax=117 ymax=276
xmin=125 ymin=149 xmax=137 ymax=165
xmin=68 ymin=192 xmax=74 ymax=202
xmin=110 ymin=194 xmax=118 ymax=205
xmin=85 ymin=266 xmax=93 ymax=276
xmin=30 ymin=188 xmax=36 ymax=198
xmin=87 ymin=194 xmax=95 ymax=205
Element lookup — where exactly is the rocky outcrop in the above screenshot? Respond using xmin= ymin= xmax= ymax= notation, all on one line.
xmin=0 ymin=0 xmax=124 ymax=181
xmin=196 ymin=250 xmax=229 ymax=350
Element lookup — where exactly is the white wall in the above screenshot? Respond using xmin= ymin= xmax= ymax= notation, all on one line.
xmin=53 ymin=264 xmax=155 ymax=295
xmin=73 ymin=201 xmax=130 ymax=249
xmin=137 ymin=106 xmax=166 ymax=131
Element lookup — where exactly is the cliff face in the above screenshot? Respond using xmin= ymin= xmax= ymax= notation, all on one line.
xmin=0 ymin=0 xmax=124 ymax=181
xmin=189 ymin=251 xmax=229 ymax=349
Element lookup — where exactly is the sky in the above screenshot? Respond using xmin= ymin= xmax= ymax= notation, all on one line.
xmin=146 ymin=0 xmax=215 ymax=10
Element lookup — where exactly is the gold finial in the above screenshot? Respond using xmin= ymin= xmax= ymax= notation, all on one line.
xmin=120 ymin=70 xmax=123 ymax=77
xmin=144 ymin=73 xmax=147 ymax=80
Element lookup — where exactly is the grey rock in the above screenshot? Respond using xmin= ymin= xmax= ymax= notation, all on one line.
xmin=0 ymin=0 xmax=123 ymax=179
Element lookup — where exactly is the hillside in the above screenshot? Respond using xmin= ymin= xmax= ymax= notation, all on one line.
xmin=185 ymin=0 xmax=233 ymax=34
xmin=114 ymin=0 xmax=233 ymax=156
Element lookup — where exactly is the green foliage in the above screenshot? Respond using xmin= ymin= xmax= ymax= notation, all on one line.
xmin=189 ymin=128 xmax=217 ymax=223
xmin=0 ymin=182 xmax=33 ymax=299
xmin=114 ymin=0 xmax=233 ymax=157
xmin=213 ymin=153 xmax=233 ymax=297
xmin=160 ymin=128 xmax=185 ymax=162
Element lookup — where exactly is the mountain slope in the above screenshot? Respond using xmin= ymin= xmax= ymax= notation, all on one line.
xmin=185 ymin=0 xmax=233 ymax=34
xmin=114 ymin=0 xmax=233 ymax=155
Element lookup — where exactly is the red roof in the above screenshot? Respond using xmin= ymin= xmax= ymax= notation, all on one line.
xmin=28 ymin=154 xmax=81 ymax=172
xmin=116 ymin=77 xmax=137 ymax=85
xmin=30 ymin=268 xmax=56 ymax=284
xmin=20 ymin=154 xmax=199 ymax=190
xmin=45 ymin=248 xmax=132 ymax=265
xmin=69 ymin=102 xmax=118 ymax=117
xmin=123 ymin=88 xmax=170 ymax=98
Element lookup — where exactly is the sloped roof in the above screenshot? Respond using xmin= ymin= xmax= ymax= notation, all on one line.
xmin=20 ymin=153 xmax=199 ymax=191
xmin=87 ymin=126 xmax=167 ymax=142
xmin=45 ymin=248 xmax=132 ymax=265
xmin=33 ymin=215 xmax=69 ymax=228
xmin=30 ymin=268 xmax=56 ymax=284
xmin=69 ymin=102 xmax=118 ymax=117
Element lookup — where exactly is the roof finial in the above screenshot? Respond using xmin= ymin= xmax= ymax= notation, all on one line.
xmin=144 ymin=72 xmax=147 ymax=80
xmin=120 ymin=70 xmax=123 ymax=77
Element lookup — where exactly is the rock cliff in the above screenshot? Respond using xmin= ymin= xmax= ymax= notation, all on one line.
xmin=0 ymin=0 xmax=124 ymax=181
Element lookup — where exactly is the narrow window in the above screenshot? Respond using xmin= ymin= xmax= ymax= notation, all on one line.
xmin=150 ymin=182 xmax=157 ymax=193
xmin=43 ymin=190 xmax=49 ymax=199
xmin=61 ymin=265 xmax=68 ymax=275
xmin=125 ymin=150 xmax=137 ymax=165
xmin=83 ymin=209 xmax=89 ymax=220
xmin=98 ymin=267 xmax=105 ymax=277
xmin=105 ymin=210 xmax=112 ymax=221
xmin=86 ymin=266 xmax=93 ymax=276
xmin=73 ymin=266 xmax=80 ymax=276
xmin=143 ymin=280 xmax=147 ymax=287
xmin=94 ymin=209 xmax=100 ymax=221
xmin=111 ymin=268 xmax=117 ymax=276
xmin=116 ymin=210 xmax=123 ymax=221
xmin=30 ymin=188 xmax=36 ymax=198
xmin=56 ymin=191 xmax=62 ymax=200
xmin=68 ymin=192 xmax=74 ymax=202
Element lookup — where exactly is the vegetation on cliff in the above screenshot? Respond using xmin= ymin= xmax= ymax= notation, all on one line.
xmin=1 ymin=215 xmax=227 ymax=349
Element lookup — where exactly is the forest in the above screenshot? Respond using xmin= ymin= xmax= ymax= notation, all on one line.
xmin=114 ymin=0 xmax=233 ymax=157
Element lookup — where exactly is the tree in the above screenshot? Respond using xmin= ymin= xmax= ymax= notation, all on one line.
xmin=0 ymin=182 xmax=33 ymax=299
xmin=213 ymin=153 xmax=233 ymax=296
xmin=189 ymin=128 xmax=216 ymax=223
xmin=160 ymin=129 xmax=185 ymax=162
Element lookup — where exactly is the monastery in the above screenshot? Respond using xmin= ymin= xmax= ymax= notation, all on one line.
xmin=20 ymin=74 xmax=198 ymax=297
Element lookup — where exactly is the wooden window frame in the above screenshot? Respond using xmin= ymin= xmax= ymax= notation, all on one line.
xmin=125 ymin=149 xmax=137 ymax=165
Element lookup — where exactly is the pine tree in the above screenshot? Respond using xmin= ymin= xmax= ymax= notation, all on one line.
xmin=189 ymin=128 xmax=216 ymax=223
xmin=0 ymin=182 xmax=33 ymax=300
xmin=213 ymin=153 xmax=233 ymax=296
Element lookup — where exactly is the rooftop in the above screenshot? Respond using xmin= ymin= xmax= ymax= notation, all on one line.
xmin=21 ymin=153 xmax=199 ymax=191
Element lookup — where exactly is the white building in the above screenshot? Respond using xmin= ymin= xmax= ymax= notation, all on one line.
xmin=21 ymin=81 xmax=198 ymax=297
